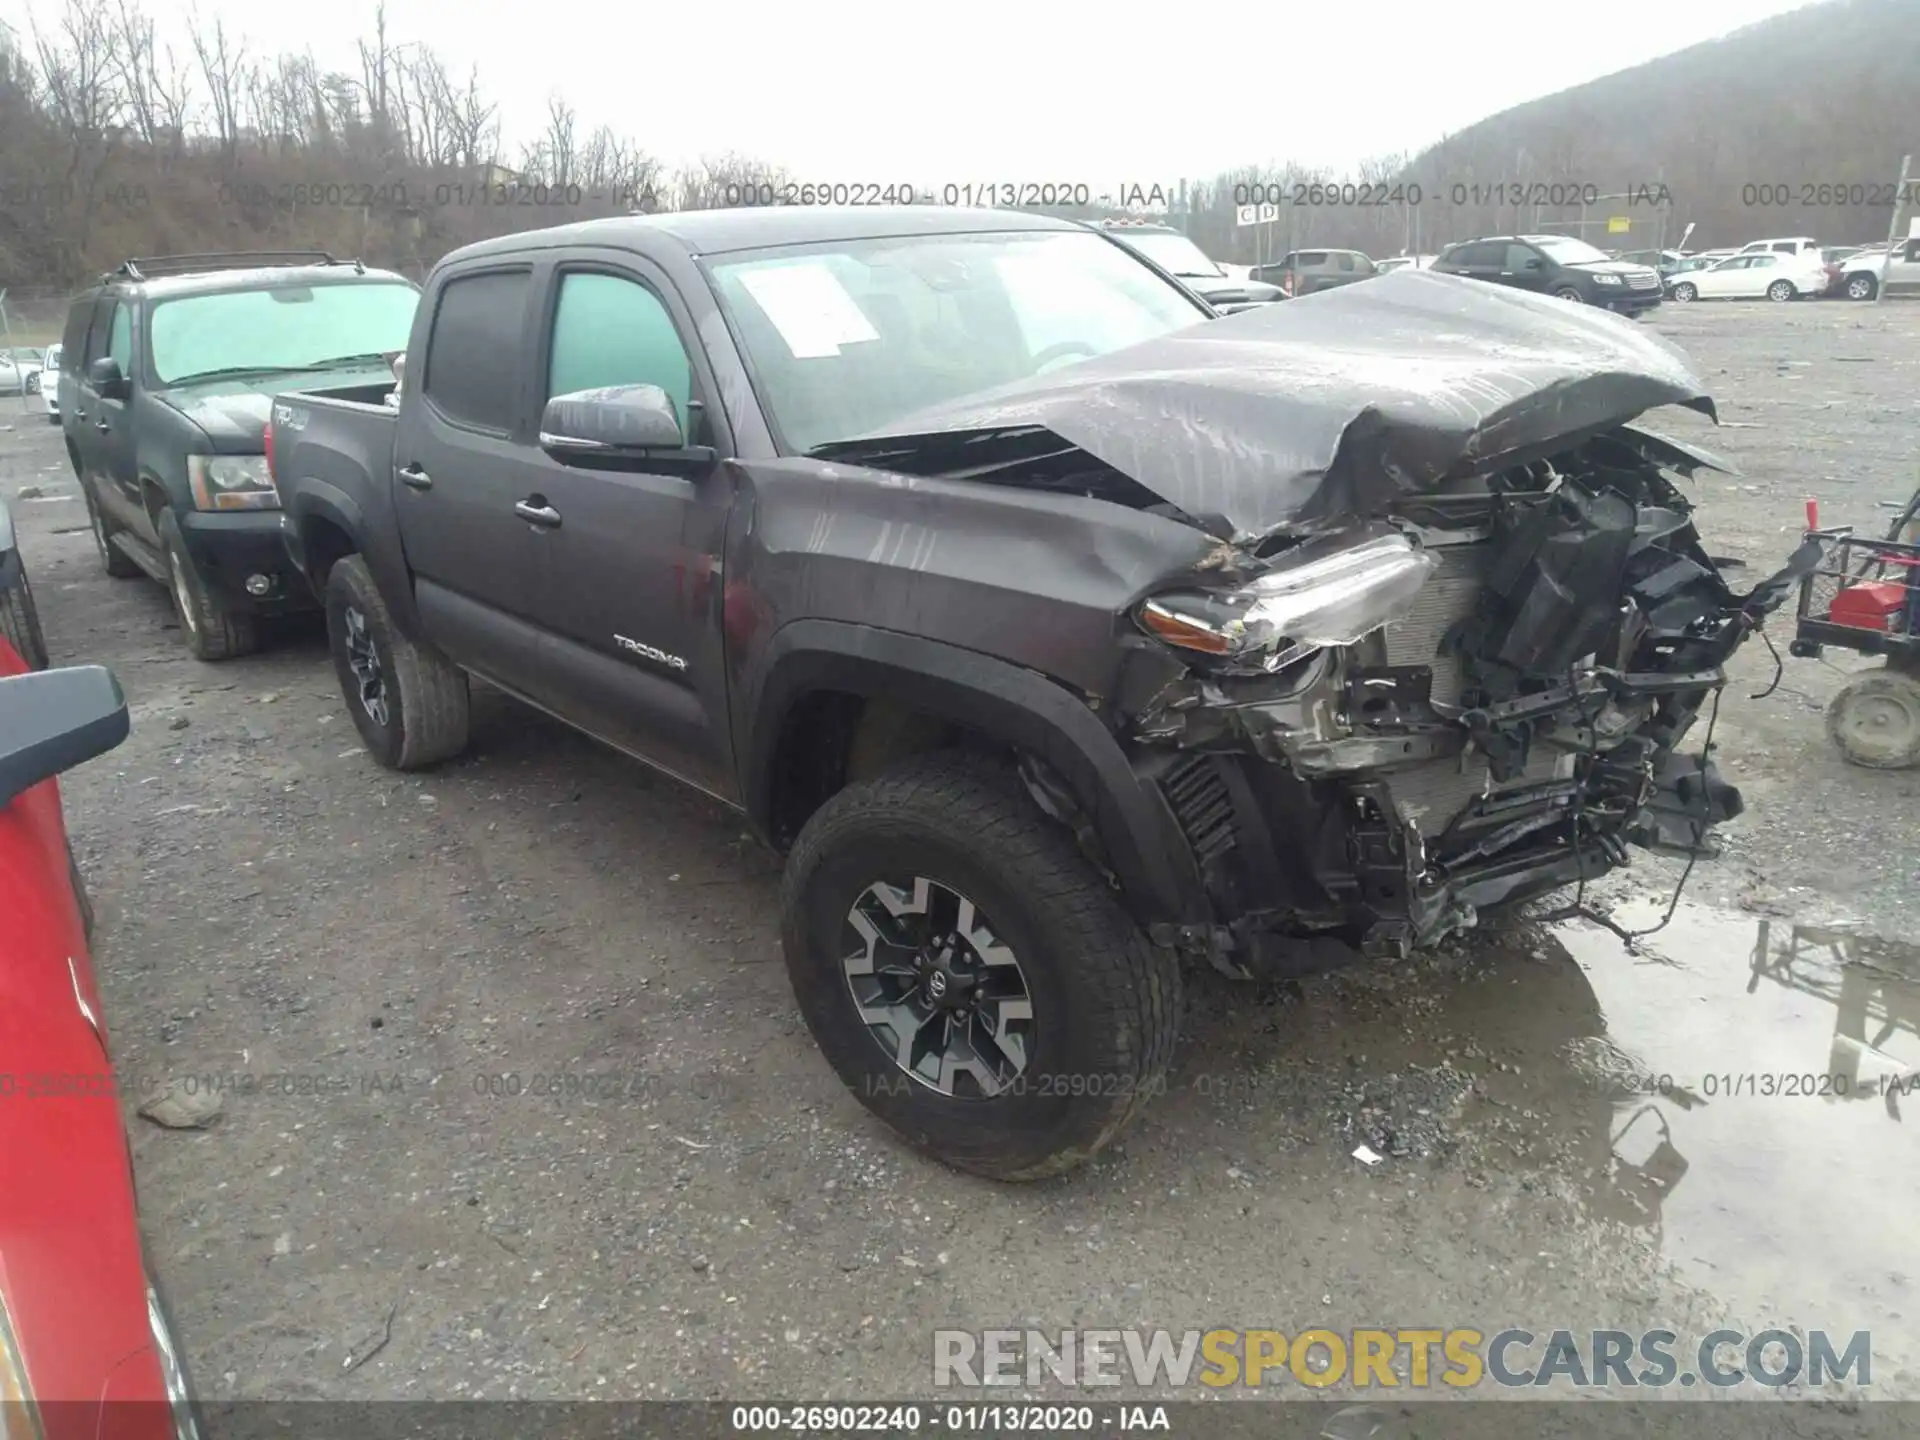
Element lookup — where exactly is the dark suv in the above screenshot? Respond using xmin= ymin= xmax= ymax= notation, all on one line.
xmin=1432 ymin=235 xmax=1664 ymax=314
xmin=58 ymin=252 xmax=419 ymax=659
xmin=1251 ymin=249 xmax=1376 ymax=296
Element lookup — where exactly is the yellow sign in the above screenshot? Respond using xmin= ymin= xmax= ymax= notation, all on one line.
xmin=1607 ymin=216 xmax=1632 ymax=234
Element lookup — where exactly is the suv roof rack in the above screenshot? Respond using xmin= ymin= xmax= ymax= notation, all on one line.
xmin=109 ymin=250 xmax=356 ymax=283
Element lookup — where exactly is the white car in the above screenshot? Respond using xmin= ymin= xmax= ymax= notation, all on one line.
xmin=31 ymin=344 xmax=62 ymax=422
xmin=1666 ymin=251 xmax=1829 ymax=303
xmin=1837 ymin=238 xmax=1920 ymax=301
xmin=1375 ymin=254 xmax=1438 ymax=273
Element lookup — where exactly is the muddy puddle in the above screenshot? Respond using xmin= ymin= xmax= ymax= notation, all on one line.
xmin=1545 ymin=900 xmax=1919 ymax=1375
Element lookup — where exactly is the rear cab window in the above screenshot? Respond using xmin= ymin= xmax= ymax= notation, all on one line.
xmin=421 ymin=270 xmax=532 ymax=431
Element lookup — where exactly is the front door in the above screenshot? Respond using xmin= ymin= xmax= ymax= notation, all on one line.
xmin=74 ymin=297 xmax=147 ymax=541
xmin=512 ymin=257 xmax=737 ymax=801
xmin=1500 ymin=242 xmax=1550 ymax=293
xmin=392 ymin=263 xmax=555 ymax=701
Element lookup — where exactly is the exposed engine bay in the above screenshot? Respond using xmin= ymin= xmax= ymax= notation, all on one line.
xmin=1112 ymin=424 xmax=1821 ymax=974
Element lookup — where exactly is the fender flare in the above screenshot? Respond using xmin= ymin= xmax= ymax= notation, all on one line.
xmin=742 ymin=619 xmax=1203 ymax=929
xmin=284 ymin=480 xmax=426 ymax=639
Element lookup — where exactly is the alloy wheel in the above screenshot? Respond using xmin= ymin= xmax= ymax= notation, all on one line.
xmin=342 ymin=604 xmax=391 ymax=727
xmin=841 ymin=875 xmax=1034 ymax=1098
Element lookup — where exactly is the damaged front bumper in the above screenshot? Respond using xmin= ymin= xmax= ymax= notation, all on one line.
xmin=1121 ymin=427 xmax=1821 ymax=976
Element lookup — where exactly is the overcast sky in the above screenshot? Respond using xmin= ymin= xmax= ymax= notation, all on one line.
xmin=22 ymin=0 xmax=1817 ymax=179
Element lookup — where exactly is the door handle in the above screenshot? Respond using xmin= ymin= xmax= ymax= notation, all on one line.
xmin=95 ymin=419 xmax=111 ymax=433
xmin=514 ymin=500 xmax=561 ymax=528
xmin=72 ymin=408 xmax=87 ymax=421
xmin=399 ymin=464 xmax=432 ymax=491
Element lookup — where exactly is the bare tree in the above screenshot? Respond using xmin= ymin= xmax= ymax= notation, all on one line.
xmin=674 ymin=151 xmax=790 ymax=211
xmin=30 ymin=0 xmax=126 ymax=257
xmin=188 ymin=10 xmax=248 ymax=163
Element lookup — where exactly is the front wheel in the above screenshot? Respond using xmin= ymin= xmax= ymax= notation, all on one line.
xmin=1767 ymin=279 xmax=1797 ymax=302
xmin=780 ymin=751 xmax=1181 ymax=1181
xmin=1672 ymin=282 xmax=1698 ymax=303
xmin=1845 ymin=273 xmax=1878 ymax=301
xmin=158 ymin=509 xmax=257 ymax=661
xmin=325 ymin=555 xmax=470 ymax=770
xmin=1828 ymin=670 xmax=1920 ymax=769
xmin=1552 ymin=285 xmax=1585 ymax=303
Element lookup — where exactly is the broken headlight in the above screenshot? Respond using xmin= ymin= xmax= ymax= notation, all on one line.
xmin=1137 ymin=530 xmax=1438 ymax=668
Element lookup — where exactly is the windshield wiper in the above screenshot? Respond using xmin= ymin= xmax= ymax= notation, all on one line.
xmin=165 ymin=354 xmax=398 ymax=387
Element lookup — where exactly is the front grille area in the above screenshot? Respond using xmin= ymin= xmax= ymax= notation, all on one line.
xmin=1373 ymin=543 xmax=1575 ymax=837
xmin=1627 ymin=272 xmax=1660 ymax=290
xmin=1162 ymin=753 xmax=1238 ymax=866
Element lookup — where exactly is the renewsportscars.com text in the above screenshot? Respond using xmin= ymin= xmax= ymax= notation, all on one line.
xmin=933 ymin=1327 xmax=1872 ymax=1390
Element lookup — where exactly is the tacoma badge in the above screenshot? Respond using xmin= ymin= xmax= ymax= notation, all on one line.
xmin=614 ymin=634 xmax=688 ymax=671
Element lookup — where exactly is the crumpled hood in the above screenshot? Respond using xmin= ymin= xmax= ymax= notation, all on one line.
xmin=815 ymin=268 xmax=1718 ymax=545
xmin=159 ymin=387 xmax=273 ymax=447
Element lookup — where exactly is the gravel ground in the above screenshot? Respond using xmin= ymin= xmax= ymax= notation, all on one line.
xmin=3 ymin=298 xmax=1917 ymax=1420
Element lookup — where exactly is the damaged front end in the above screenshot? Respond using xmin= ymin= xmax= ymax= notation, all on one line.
xmin=1120 ymin=426 xmax=1819 ymax=975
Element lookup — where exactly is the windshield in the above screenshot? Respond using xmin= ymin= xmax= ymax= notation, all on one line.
xmin=148 ymin=281 xmax=419 ymax=386
xmin=1531 ymin=237 xmax=1615 ymax=265
xmin=1111 ymin=231 xmax=1225 ymax=279
xmin=711 ymin=230 xmax=1209 ymax=455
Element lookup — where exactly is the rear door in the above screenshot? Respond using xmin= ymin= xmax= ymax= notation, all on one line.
xmin=392 ymin=262 xmax=556 ymax=700
xmin=1439 ymin=241 xmax=1501 ymax=282
xmin=512 ymin=252 xmax=738 ymax=801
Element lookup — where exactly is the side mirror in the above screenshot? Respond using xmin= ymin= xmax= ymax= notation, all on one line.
xmin=0 ymin=665 xmax=130 ymax=810
xmin=538 ymin=385 xmax=714 ymax=477
xmin=88 ymin=356 xmax=130 ymax=400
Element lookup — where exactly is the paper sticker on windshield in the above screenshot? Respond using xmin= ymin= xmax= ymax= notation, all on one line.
xmin=736 ymin=263 xmax=879 ymax=359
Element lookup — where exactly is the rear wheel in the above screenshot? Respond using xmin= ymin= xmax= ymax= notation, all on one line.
xmin=158 ymin=508 xmax=257 ymax=661
xmin=325 ymin=554 xmax=470 ymax=770
xmin=780 ymin=751 xmax=1181 ymax=1180
xmin=1672 ymin=282 xmax=1699 ymax=303
xmin=1845 ymin=273 xmax=1878 ymax=301
xmin=1827 ymin=670 xmax=1920 ymax=769
xmin=1767 ymin=279 xmax=1797 ymax=302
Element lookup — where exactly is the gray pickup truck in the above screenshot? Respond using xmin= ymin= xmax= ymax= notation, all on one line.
xmin=272 ymin=206 xmax=1813 ymax=1179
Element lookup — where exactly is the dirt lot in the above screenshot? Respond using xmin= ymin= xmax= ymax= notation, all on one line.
xmin=4 ymin=298 xmax=1919 ymax=1417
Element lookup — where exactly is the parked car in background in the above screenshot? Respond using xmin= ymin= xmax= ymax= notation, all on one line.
xmin=1674 ymin=249 xmax=1738 ymax=273
xmin=0 ymin=645 xmax=201 ymax=1440
xmin=1094 ymin=222 xmax=1283 ymax=313
xmin=0 ymin=351 xmax=37 ymax=397
xmin=1665 ymin=250 xmax=1831 ymax=303
xmin=1431 ymin=235 xmax=1664 ymax=313
xmin=1736 ymin=237 xmax=1823 ymax=258
xmin=1374 ymin=254 xmax=1438 ymax=274
xmin=270 ymin=206 xmax=1801 ymax=1180
xmin=59 ymin=250 xmax=420 ymax=661
xmin=1250 ymin=249 xmax=1377 ymax=296
xmin=1837 ymin=238 xmax=1920 ymax=300
xmin=1617 ymin=248 xmax=1687 ymax=276
xmin=27 ymin=344 xmax=64 ymax=423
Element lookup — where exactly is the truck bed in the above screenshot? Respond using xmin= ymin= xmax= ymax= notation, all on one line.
xmin=271 ymin=383 xmax=410 ymax=624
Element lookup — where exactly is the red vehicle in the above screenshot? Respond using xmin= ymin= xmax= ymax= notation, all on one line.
xmin=0 ymin=517 xmax=200 ymax=1438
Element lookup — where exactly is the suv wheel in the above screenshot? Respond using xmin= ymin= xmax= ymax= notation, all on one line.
xmin=85 ymin=487 xmax=143 ymax=579
xmin=1767 ymin=279 xmax=1797 ymax=302
xmin=1552 ymin=285 xmax=1585 ymax=302
xmin=780 ymin=751 xmax=1180 ymax=1180
xmin=158 ymin=509 xmax=257 ymax=661
xmin=1671 ymin=281 xmax=1699 ymax=302
xmin=325 ymin=555 xmax=470 ymax=770
xmin=1845 ymin=273 xmax=1878 ymax=301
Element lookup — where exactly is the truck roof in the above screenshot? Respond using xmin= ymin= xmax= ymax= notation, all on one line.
xmin=443 ymin=205 xmax=1088 ymax=264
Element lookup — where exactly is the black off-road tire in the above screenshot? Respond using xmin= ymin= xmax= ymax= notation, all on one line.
xmin=158 ymin=509 xmax=257 ymax=661
xmin=1 ymin=568 xmax=50 ymax=670
xmin=84 ymin=486 xmax=143 ymax=579
xmin=780 ymin=750 xmax=1181 ymax=1181
xmin=325 ymin=554 xmax=470 ymax=770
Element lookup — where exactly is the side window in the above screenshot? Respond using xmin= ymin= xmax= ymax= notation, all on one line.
xmin=1503 ymin=243 xmax=1538 ymax=271
xmin=59 ymin=298 xmax=95 ymax=360
xmin=546 ymin=271 xmax=692 ymax=431
xmin=1773 ymin=242 xmax=1796 ymax=254
xmin=1904 ymin=240 xmax=1920 ymax=265
xmin=107 ymin=303 xmax=132 ymax=371
xmin=1336 ymin=253 xmax=1356 ymax=272
xmin=1296 ymin=251 xmax=1329 ymax=267
xmin=1751 ymin=256 xmax=1776 ymax=269
xmin=81 ymin=298 xmax=118 ymax=363
xmin=422 ymin=269 xmax=530 ymax=430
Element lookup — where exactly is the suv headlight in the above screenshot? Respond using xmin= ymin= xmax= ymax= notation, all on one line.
xmin=1592 ymin=272 xmax=1623 ymax=285
xmin=0 ymin=1292 xmax=42 ymax=1440
xmin=186 ymin=454 xmax=278 ymax=512
xmin=1137 ymin=530 xmax=1437 ymax=669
